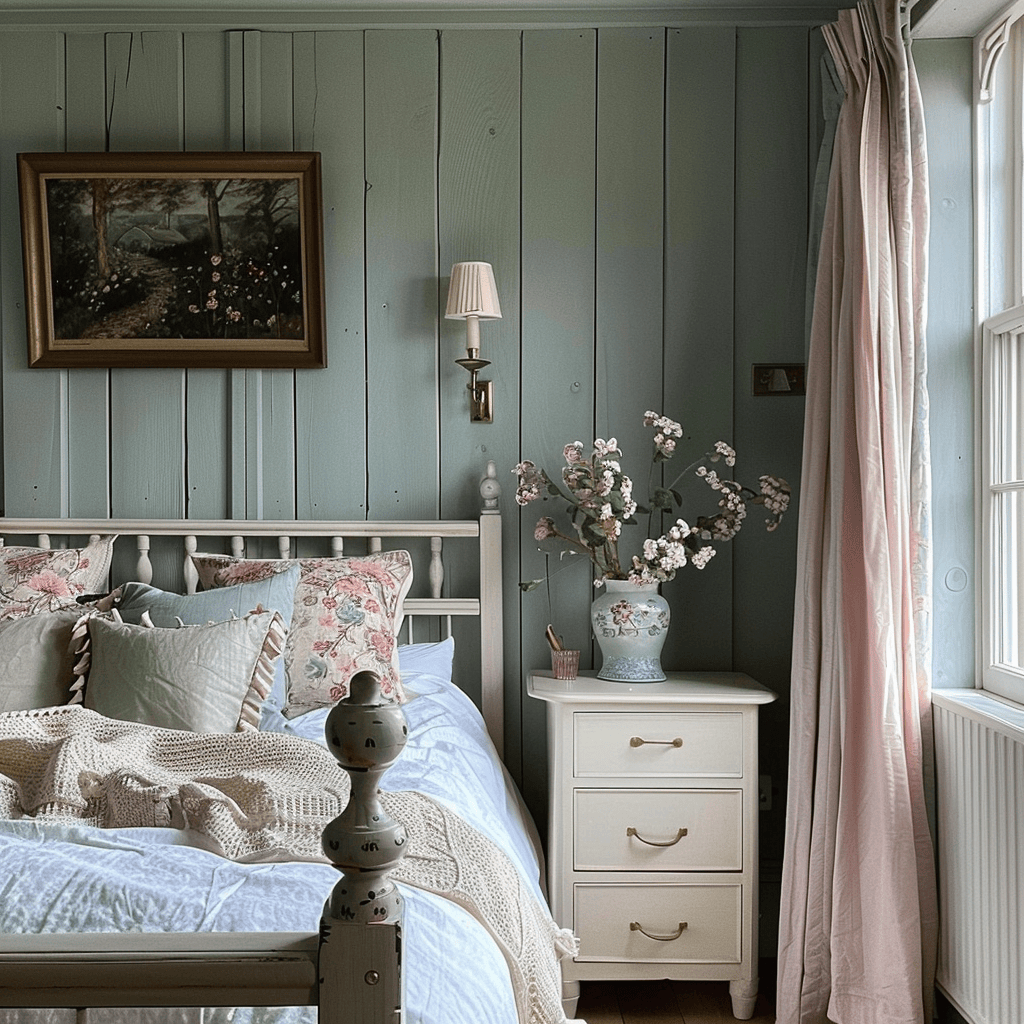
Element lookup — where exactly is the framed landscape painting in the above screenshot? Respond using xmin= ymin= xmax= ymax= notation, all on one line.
xmin=17 ymin=151 xmax=326 ymax=368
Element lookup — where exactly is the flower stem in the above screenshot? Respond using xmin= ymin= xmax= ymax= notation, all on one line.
xmin=664 ymin=450 xmax=716 ymax=495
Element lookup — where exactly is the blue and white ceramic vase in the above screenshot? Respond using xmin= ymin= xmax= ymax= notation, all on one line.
xmin=590 ymin=579 xmax=670 ymax=682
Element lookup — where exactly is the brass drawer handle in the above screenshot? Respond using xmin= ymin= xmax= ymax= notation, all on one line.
xmin=626 ymin=826 xmax=687 ymax=847
xmin=629 ymin=736 xmax=683 ymax=748
xmin=630 ymin=921 xmax=688 ymax=941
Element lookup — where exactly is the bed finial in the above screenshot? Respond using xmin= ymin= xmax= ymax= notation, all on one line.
xmin=321 ymin=671 xmax=408 ymax=914
xmin=480 ymin=460 xmax=501 ymax=512
xmin=319 ymin=672 xmax=407 ymax=1023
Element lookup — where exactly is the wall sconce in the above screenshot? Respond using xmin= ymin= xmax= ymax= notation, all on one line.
xmin=445 ymin=261 xmax=502 ymax=423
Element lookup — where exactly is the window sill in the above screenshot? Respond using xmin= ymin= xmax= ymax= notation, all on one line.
xmin=932 ymin=688 xmax=1024 ymax=741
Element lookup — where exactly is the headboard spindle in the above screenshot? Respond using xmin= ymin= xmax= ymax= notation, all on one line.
xmin=136 ymin=536 xmax=152 ymax=585
xmin=183 ymin=536 xmax=199 ymax=594
xmin=429 ymin=537 xmax=443 ymax=600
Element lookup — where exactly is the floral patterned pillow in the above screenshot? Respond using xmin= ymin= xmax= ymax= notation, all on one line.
xmin=191 ymin=550 xmax=413 ymax=714
xmin=0 ymin=536 xmax=116 ymax=619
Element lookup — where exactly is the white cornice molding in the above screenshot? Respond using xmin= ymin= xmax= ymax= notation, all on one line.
xmin=0 ymin=0 xmax=852 ymax=30
xmin=0 ymin=0 xmax=845 ymax=7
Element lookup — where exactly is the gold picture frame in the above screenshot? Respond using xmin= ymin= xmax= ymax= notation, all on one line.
xmin=18 ymin=151 xmax=326 ymax=369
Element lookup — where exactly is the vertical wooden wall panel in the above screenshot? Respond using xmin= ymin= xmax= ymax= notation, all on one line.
xmin=520 ymin=28 xmax=597 ymax=814
xmin=733 ymin=27 xmax=809 ymax=867
xmin=294 ymin=31 xmax=368 ymax=521
xmin=438 ymin=29 xmax=521 ymax=740
xmin=65 ymin=32 xmax=112 ymax=518
xmin=105 ymin=32 xmax=184 ymax=150
xmin=237 ymin=31 xmax=273 ymax=523
xmin=595 ymin=28 xmax=665 ymax=574
xmin=365 ymin=30 xmax=439 ymax=523
xmin=226 ymin=31 xmax=248 ymax=520
xmin=245 ymin=31 xmax=297 ymax=521
xmin=183 ymin=31 xmax=233 ymax=521
xmin=0 ymin=31 xmax=67 ymax=516
xmin=105 ymin=32 xmax=187 ymax=587
xmin=105 ymin=32 xmax=186 ymax=525
xmin=661 ymin=27 xmax=737 ymax=672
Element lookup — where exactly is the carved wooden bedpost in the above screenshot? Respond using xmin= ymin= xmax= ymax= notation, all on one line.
xmin=479 ymin=460 xmax=504 ymax=757
xmin=319 ymin=671 xmax=409 ymax=1024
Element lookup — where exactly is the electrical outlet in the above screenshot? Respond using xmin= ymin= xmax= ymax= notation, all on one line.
xmin=759 ymin=774 xmax=772 ymax=811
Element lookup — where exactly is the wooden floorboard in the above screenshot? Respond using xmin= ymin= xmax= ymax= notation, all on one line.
xmin=575 ymin=975 xmax=777 ymax=1024
xmin=575 ymin=980 xmax=629 ymax=1024
xmin=619 ymin=979 xmax=683 ymax=1023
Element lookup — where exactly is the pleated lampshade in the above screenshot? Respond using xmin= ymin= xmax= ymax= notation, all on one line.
xmin=445 ymin=262 xmax=502 ymax=321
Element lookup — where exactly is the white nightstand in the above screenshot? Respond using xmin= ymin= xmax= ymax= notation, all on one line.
xmin=527 ymin=670 xmax=776 ymax=1021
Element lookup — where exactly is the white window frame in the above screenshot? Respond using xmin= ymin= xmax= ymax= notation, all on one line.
xmin=976 ymin=4 xmax=1024 ymax=705
xmin=979 ymin=306 xmax=1024 ymax=704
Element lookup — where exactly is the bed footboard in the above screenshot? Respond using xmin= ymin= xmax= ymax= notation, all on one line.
xmin=0 ymin=932 xmax=319 ymax=1008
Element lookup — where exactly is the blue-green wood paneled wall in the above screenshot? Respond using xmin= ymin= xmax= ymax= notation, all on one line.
xmin=0 ymin=20 xmax=814 ymax=869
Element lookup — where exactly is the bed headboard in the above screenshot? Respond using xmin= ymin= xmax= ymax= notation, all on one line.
xmin=0 ymin=464 xmax=505 ymax=755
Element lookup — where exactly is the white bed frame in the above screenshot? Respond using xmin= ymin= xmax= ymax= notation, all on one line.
xmin=0 ymin=464 xmax=505 ymax=1024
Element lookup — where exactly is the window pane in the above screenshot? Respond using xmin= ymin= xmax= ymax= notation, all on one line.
xmin=992 ymin=487 xmax=1024 ymax=667
xmin=991 ymin=326 xmax=1024 ymax=485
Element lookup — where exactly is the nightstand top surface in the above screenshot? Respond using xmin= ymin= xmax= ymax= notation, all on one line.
xmin=527 ymin=669 xmax=777 ymax=705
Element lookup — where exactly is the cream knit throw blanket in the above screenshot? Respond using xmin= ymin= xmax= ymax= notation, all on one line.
xmin=0 ymin=705 xmax=577 ymax=1024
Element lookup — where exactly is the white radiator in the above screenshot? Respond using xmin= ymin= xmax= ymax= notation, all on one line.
xmin=933 ymin=690 xmax=1024 ymax=1024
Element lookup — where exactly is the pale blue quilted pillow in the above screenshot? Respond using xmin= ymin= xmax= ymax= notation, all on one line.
xmin=115 ymin=563 xmax=300 ymax=716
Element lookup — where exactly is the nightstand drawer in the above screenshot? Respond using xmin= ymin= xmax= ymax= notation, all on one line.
xmin=574 ymin=712 xmax=743 ymax=777
xmin=574 ymin=883 xmax=741 ymax=963
xmin=574 ymin=789 xmax=742 ymax=871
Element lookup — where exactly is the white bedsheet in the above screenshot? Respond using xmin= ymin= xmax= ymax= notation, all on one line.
xmin=0 ymin=672 xmax=546 ymax=1024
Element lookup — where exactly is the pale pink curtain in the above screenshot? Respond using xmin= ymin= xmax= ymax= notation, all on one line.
xmin=775 ymin=1 xmax=937 ymax=1022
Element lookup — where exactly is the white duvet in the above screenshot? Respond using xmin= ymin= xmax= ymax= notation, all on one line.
xmin=0 ymin=671 xmax=548 ymax=1024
